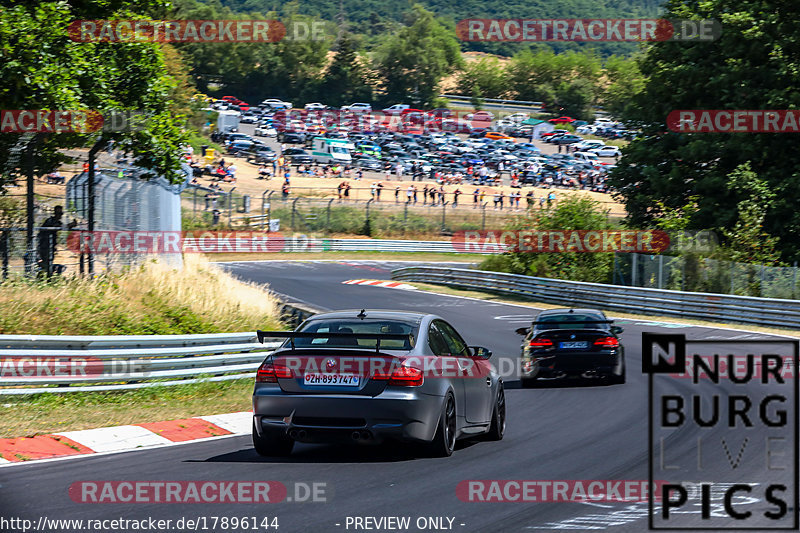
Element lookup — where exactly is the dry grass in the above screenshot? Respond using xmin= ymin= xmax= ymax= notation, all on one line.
xmin=0 ymin=255 xmax=284 ymax=335
xmin=0 ymin=378 xmax=253 ymax=437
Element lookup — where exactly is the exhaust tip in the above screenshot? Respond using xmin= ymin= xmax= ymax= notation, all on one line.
xmin=296 ymin=429 xmax=307 ymax=439
xmin=351 ymin=431 xmax=361 ymax=441
xmin=360 ymin=430 xmax=371 ymax=440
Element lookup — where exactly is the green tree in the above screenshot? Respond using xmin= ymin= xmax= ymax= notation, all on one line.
xmin=455 ymin=57 xmax=507 ymax=100
xmin=480 ymin=195 xmax=613 ymax=282
xmin=374 ymin=4 xmax=462 ymax=107
xmin=0 ymin=1 xmax=190 ymax=186
xmin=551 ymin=78 xmax=595 ymax=120
xmin=601 ymin=55 xmax=645 ymax=120
xmin=608 ymin=0 xmax=800 ymax=261
xmin=318 ymin=32 xmax=374 ymax=108
xmin=720 ymin=163 xmax=781 ymax=265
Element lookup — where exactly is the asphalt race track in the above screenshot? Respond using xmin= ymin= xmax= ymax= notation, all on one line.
xmin=1 ymin=260 xmax=796 ymax=532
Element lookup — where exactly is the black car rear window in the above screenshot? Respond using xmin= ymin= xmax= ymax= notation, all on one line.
xmin=295 ymin=320 xmax=417 ymax=350
xmin=536 ymin=314 xmax=608 ymax=329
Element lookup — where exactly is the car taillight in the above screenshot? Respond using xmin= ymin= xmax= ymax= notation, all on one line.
xmin=594 ymin=337 xmax=620 ymax=348
xmin=529 ymin=338 xmax=554 ymax=348
xmin=373 ymin=366 xmax=423 ymax=387
xmin=256 ymin=362 xmax=293 ymax=383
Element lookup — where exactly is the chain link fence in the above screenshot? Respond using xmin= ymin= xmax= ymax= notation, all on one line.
xmin=1 ymin=149 xmax=190 ymax=279
xmin=613 ymin=252 xmax=800 ymax=299
xmin=181 ymin=187 xmax=538 ymax=236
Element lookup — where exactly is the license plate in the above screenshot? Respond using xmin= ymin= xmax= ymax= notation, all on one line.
xmin=303 ymin=373 xmax=360 ymax=386
xmin=559 ymin=341 xmax=588 ymax=349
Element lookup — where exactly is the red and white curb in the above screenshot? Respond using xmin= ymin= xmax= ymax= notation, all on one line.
xmin=0 ymin=411 xmax=252 ymax=465
xmin=342 ymin=279 xmax=417 ymax=290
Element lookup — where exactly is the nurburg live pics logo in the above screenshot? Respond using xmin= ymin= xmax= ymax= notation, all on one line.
xmin=643 ymin=332 xmax=799 ymax=529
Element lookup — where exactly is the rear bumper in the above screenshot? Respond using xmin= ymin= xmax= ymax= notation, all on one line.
xmin=253 ymin=387 xmax=443 ymax=444
xmin=522 ymin=351 xmax=622 ymax=378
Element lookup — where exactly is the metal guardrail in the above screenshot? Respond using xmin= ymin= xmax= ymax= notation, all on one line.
xmin=183 ymin=237 xmax=497 ymax=254
xmin=391 ymin=266 xmax=800 ymax=330
xmin=0 ymin=333 xmax=283 ymax=395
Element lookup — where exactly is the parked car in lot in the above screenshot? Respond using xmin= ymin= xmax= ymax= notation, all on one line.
xmin=515 ymin=308 xmax=625 ymax=388
xmin=261 ymin=98 xmax=292 ymax=109
xmin=247 ymin=147 xmax=277 ymax=164
xmin=549 ymin=116 xmax=576 ymax=124
xmin=589 ymin=145 xmax=621 ymax=157
xmin=304 ymin=102 xmax=326 ymax=110
xmin=277 ymin=131 xmax=307 ymax=144
xmin=254 ymin=125 xmax=277 ymax=137
xmin=341 ymin=103 xmax=372 ymax=112
xmin=553 ymin=135 xmax=582 ymax=145
xmin=282 ymin=147 xmax=313 ymax=166
xmin=253 ymin=309 xmax=505 ymax=457
xmin=226 ymin=140 xmax=255 ymax=155
xmin=484 ymin=131 xmax=515 ymax=141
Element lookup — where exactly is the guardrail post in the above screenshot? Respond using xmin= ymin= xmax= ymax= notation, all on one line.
xmin=261 ymin=189 xmax=273 ymax=231
xmin=1 ymin=230 xmax=8 ymax=280
xmin=364 ymin=199 xmax=373 ymax=236
xmin=327 ymin=198 xmax=334 ymax=229
xmin=291 ymin=197 xmax=299 ymax=229
xmin=227 ymin=187 xmax=236 ymax=228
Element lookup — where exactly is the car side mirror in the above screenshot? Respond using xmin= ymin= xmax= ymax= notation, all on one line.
xmin=515 ymin=327 xmax=529 ymax=336
xmin=470 ymin=346 xmax=492 ymax=359
xmin=610 ymin=326 xmax=624 ymax=335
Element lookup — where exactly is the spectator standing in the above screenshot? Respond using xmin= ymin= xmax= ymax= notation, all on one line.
xmin=395 ymin=185 xmax=400 ymax=203
xmin=453 ymin=188 xmax=461 ymax=207
xmin=473 ymin=188 xmax=480 ymax=208
xmin=422 ymin=185 xmax=429 ymax=205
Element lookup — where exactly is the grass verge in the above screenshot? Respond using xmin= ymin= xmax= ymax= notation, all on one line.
xmin=0 ymin=378 xmax=253 ymax=437
xmin=0 ymin=255 xmax=283 ymax=335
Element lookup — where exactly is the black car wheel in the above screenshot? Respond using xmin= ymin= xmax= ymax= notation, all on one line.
xmin=610 ymin=358 xmax=626 ymax=384
xmin=485 ymin=384 xmax=505 ymax=441
xmin=427 ymin=393 xmax=456 ymax=457
xmin=252 ymin=420 xmax=294 ymax=457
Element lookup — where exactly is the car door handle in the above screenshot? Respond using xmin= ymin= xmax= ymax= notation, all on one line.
xmin=486 ymin=377 xmax=492 ymax=386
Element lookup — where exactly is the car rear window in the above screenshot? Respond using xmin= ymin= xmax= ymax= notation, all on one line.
xmin=294 ymin=320 xmax=417 ymax=350
xmin=536 ymin=314 xmax=607 ymax=329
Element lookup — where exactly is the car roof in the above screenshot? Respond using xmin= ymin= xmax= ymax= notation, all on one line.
xmin=536 ymin=308 xmax=606 ymax=318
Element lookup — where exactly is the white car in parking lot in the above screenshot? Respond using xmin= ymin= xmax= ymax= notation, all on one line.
xmin=262 ymin=98 xmax=292 ymax=109
xmin=341 ymin=103 xmax=372 ymax=112
xmin=304 ymin=102 xmax=325 ymax=110
xmin=589 ymin=145 xmax=621 ymax=157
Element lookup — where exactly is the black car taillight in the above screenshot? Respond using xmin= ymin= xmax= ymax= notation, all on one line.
xmin=593 ymin=337 xmax=620 ymax=348
xmin=256 ymin=362 xmax=293 ymax=383
xmin=529 ymin=338 xmax=554 ymax=348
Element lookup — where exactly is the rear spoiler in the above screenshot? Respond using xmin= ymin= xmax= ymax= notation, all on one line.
xmin=256 ymin=330 xmax=413 ymax=352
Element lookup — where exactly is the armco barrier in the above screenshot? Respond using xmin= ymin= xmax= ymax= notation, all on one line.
xmin=0 ymin=333 xmax=283 ymax=395
xmin=391 ymin=266 xmax=800 ymax=330
xmin=183 ymin=237 xmax=495 ymax=254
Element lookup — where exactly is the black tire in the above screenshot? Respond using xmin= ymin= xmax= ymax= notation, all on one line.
xmin=485 ymin=384 xmax=506 ymax=441
xmin=610 ymin=358 xmax=626 ymax=384
xmin=427 ymin=394 xmax=457 ymax=457
xmin=252 ymin=421 xmax=294 ymax=457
